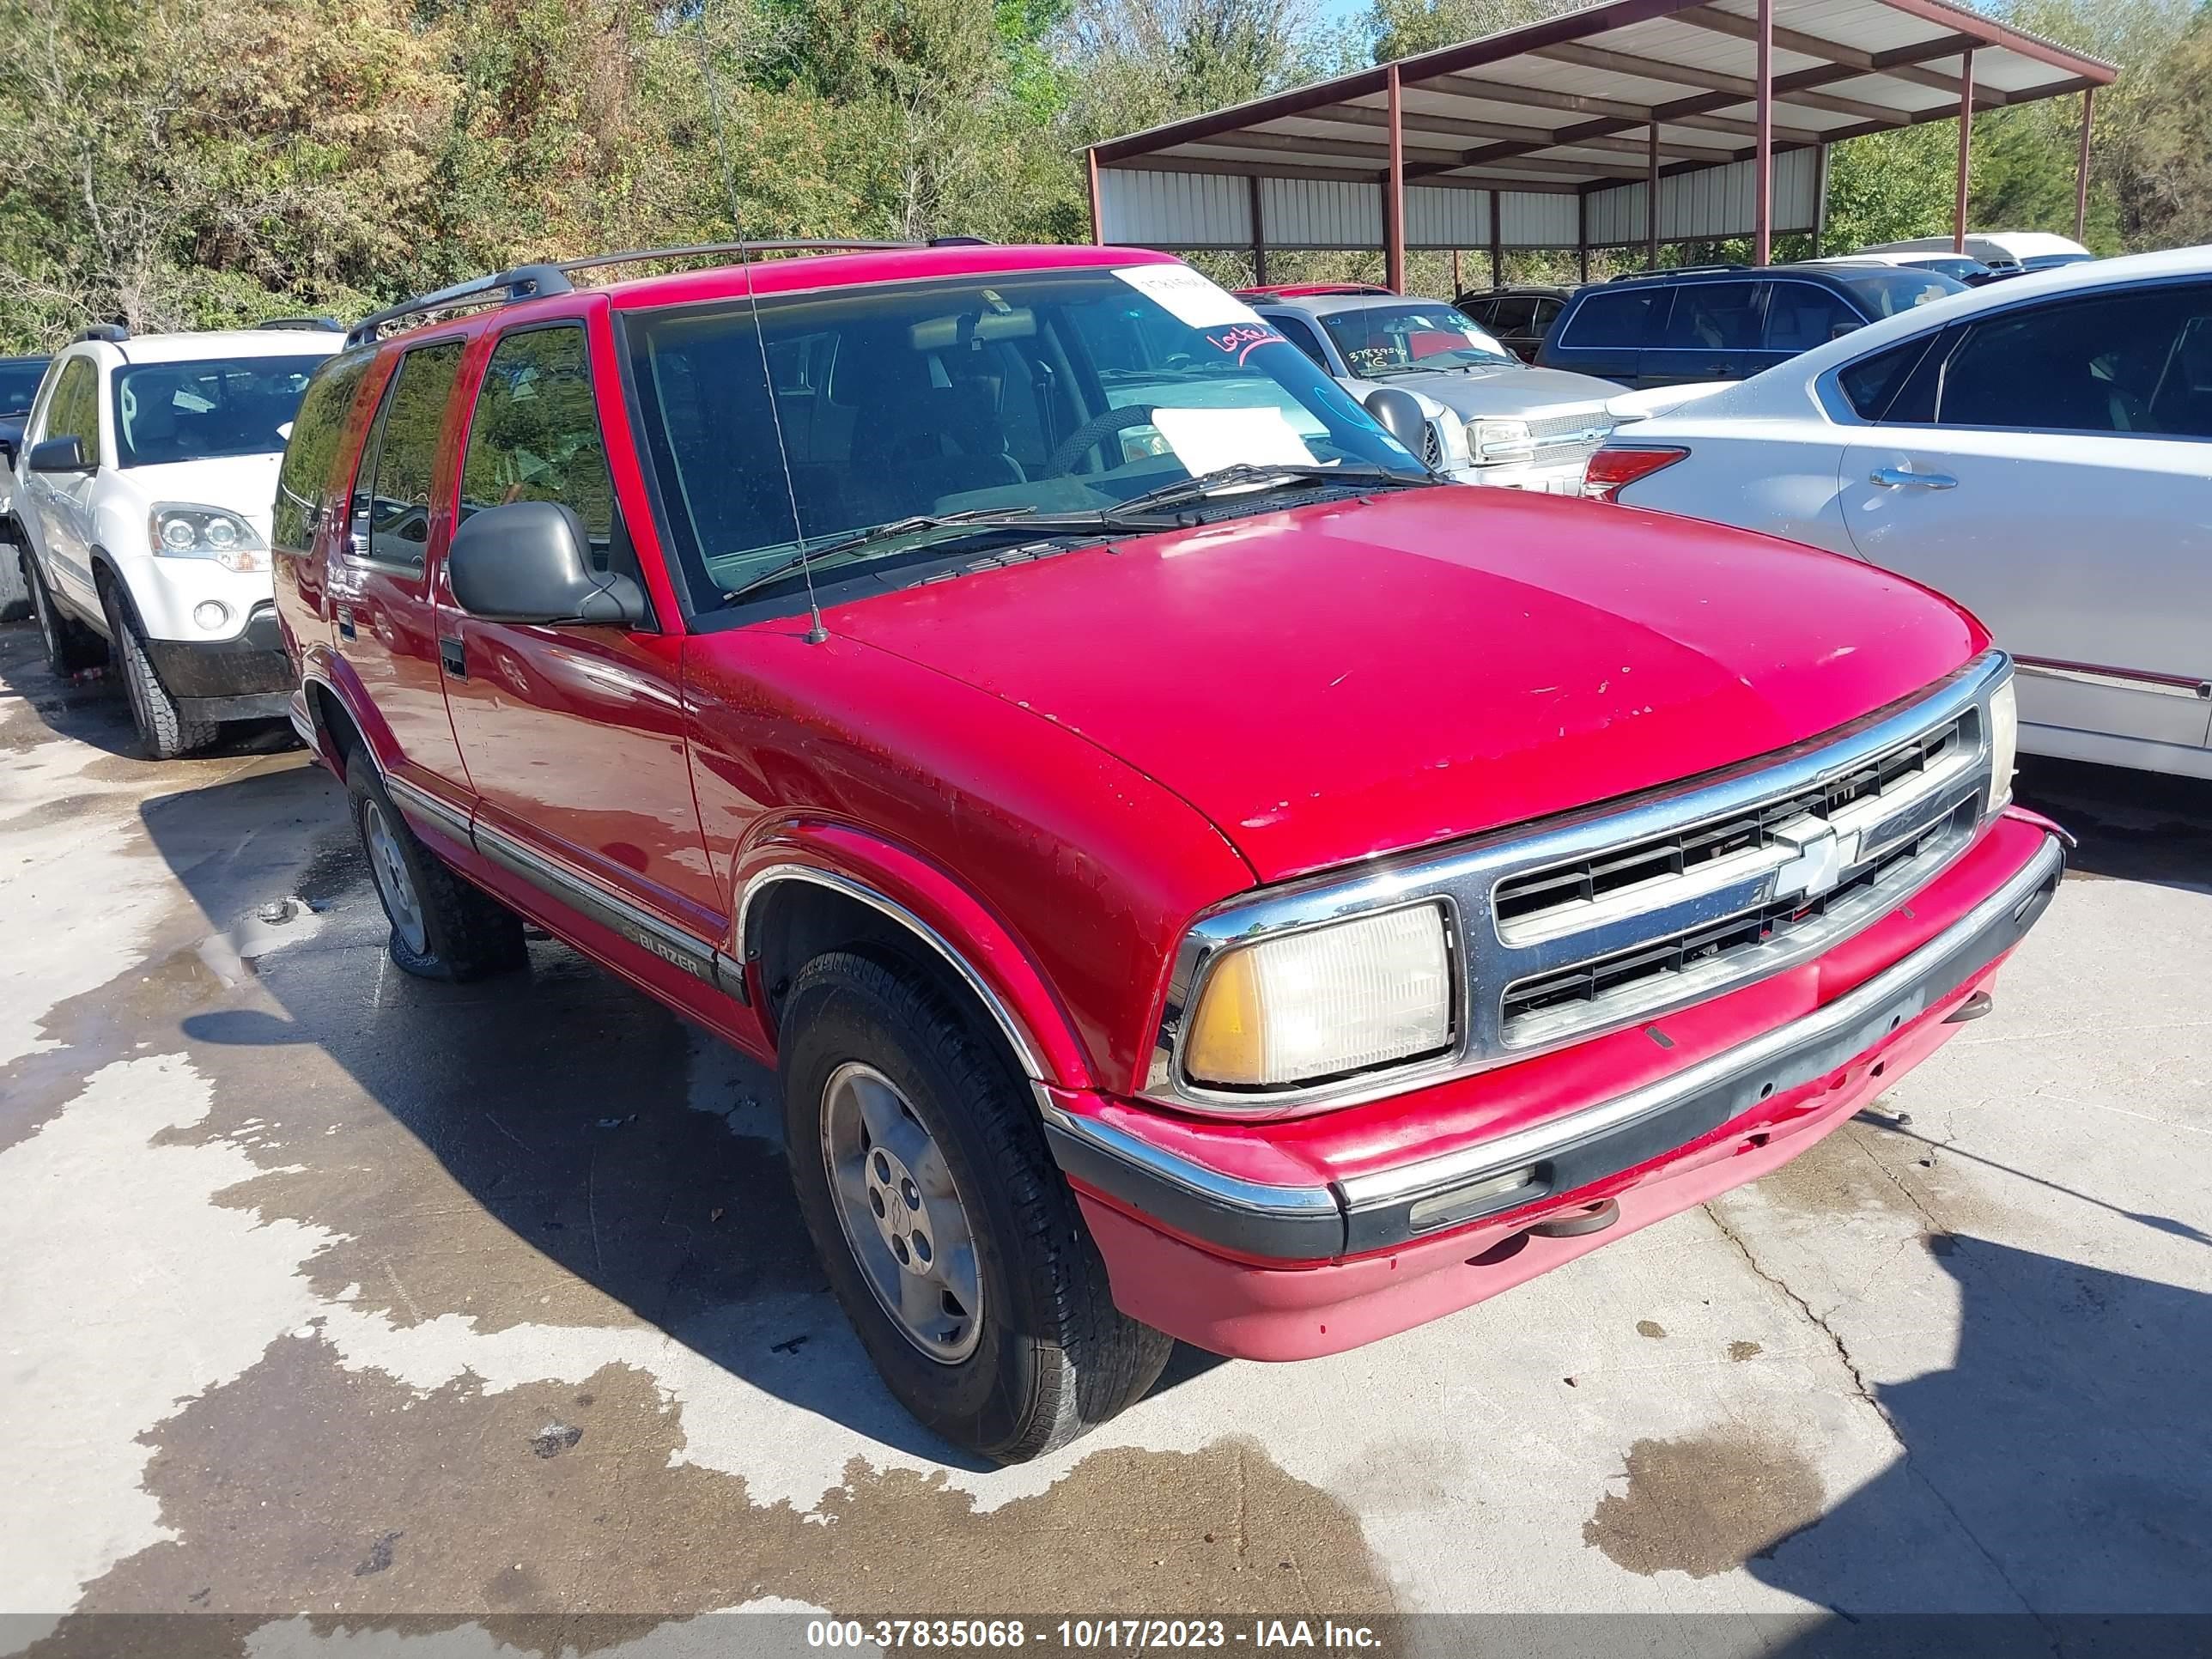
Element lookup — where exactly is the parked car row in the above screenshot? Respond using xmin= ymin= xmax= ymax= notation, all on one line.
xmin=0 ymin=240 xmax=2118 ymax=1470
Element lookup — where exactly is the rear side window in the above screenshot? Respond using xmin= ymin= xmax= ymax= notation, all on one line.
xmin=1661 ymin=282 xmax=1762 ymax=351
xmin=1836 ymin=335 xmax=1939 ymax=422
xmin=44 ymin=357 xmax=101 ymax=465
xmin=1560 ymin=288 xmax=1666 ymax=349
xmin=459 ymin=325 xmax=624 ymax=570
xmin=1936 ymin=283 xmax=2212 ymax=438
xmin=1760 ymin=283 xmax=1863 ymax=352
xmin=354 ymin=341 xmax=464 ymax=570
xmin=273 ymin=352 xmax=374 ymax=556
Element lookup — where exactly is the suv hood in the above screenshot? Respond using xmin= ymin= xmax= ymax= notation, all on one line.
xmin=829 ymin=488 xmax=1985 ymax=884
xmin=1370 ymin=362 xmax=1620 ymax=419
xmin=111 ymin=453 xmax=283 ymax=537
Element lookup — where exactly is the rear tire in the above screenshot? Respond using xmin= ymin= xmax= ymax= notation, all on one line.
xmin=779 ymin=948 xmax=1171 ymax=1464
xmin=104 ymin=583 xmax=217 ymax=759
xmin=344 ymin=750 xmax=526 ymax=981
xmin=26 ymin=556 xmax=104 ymax=675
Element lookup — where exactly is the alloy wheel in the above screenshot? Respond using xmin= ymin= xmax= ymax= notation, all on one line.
xmin=362 ymin=798 xmax=429 ymax=956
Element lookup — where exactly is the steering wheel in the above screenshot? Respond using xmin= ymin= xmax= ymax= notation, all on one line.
xmin=1047 ymin=404 xmax=1161 ymax=476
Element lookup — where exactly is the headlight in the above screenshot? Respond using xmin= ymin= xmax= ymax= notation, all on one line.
xmin=1987 ymin=678 xmax=2017 ymax=812
xmin=149 ymin=504 xmax=268 ymax=573
xmin=1467 ymin=418 xmax=1534 ymax=465
xmin=1182 ymin=903 xmax=1453 ymax=1091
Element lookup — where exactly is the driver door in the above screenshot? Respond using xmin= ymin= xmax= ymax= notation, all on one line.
xmin=436 ymin=319 xmax=723 ymax=941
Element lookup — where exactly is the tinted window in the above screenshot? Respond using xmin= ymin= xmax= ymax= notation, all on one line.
xmin=0 ymin=360 xmax=47 ymax=416
xmin=1489 ymin=297 xmax=1539 ymax=336
xmin=1458 ymin=299 xmax=1498 ymax=327
xmin=272 ymin=353 xmax=373 ymax=556
xmin=460 ymin=325 xmax=623 ymax=571
xmin=1832 ymin=267 xmax=1964 ymax=319
xmin=45 ymin=358 xmax=100 ymax=464
xmin=1267 ymin=313 xmax=1334 ymax=371
xmin=1937 ymin=283 xmax=2212 ymax=438
xmin=1837 ymin=334 xmax=1939 ymax=421
xmin=356 ymin=342 xmax=464 ymax=569
xmin=623 ymin=268 xmax=1417 ymax=616
xmin=1560 ymin=288 xmax=1666 ymax=349
xmin=2021 ymin=252 xmax=2094 ymax=271
xmin=1901 ymin=257 xmax=1989 ymax=283
xmin=113 ymin=356 xmax=325 ymax=467
xmin=1761 ymin=283 xmax=1864 ymax=352
xmin=1532 ymin=298 xmax=1565 ymax=333
xmin=1662 ymin=282 xmax=1762 ymax=351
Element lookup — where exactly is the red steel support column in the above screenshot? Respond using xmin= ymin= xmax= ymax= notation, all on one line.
xmin=1385 ymin=64 xmax=1407 ymax=294
xmin=1249 ymin=174 xmax=1267 ymax=286
xmin=1954 ymin=46 xmax=1976 ymax=254
xmin=2075 ymin=85 xmax=2095 ymax=243
xmin=1577 ymin=191 xmax=1589 ymax=282
xmin=1452 ymin=247 xmax=1462 ymax=294
xmin=1646 ymin=122 xmax=1660 ymax=269
xmin=1753 ymin=0 xmax=1773 ymax=264
xmin=1489 ymin=191 xmax=1504 ymax=288
xmin=1087 ymin=149 xmax=1103 ymax=246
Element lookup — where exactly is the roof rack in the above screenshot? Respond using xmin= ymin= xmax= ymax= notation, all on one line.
xmin=256 ymin=316 xmax=344 ymax=332
xmin=1607 ymin=264 xmax=1747 ymax=283
xmin=343 ymin=240 xmax=960 ymax=348
xmin=76 ymin=323 xmax=130 ymax=343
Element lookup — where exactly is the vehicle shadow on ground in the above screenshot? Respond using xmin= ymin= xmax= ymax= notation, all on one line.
xmin=131 ymin=747 xmax=1220 ymax=1470
xmin=0 ymin=622 xmax=295 ymax=761
xmin=1743 ymin=1232 xmax=2212 ymax=1640
xmin=2014 ymin=753 xmax=2212 ymax=895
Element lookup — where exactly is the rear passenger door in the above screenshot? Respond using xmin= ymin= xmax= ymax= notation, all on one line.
xmin=437 ymin=320 xmax=723 ymax=937
xmin=1645 ymin=280 xmax=1763 ymax=384
xmin=331 ymin=337 xmax=472 ymax=800
xmin=1838 ymin=282 xmax=2212 ymax=758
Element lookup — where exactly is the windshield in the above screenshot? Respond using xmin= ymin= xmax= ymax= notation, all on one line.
xmin=1318 ymin=303 xmax=1516 ymax=376
xmin=622 ymin=266 xmax=1421 ymax=615
xmin=1833 ymin=268 xmax=1966 ymax=319
xmin=112 ymin=356 xmax=327 ymax=467
xmin=2021 ymin=252 xmax=2094 ymax=271
xmin=0 ymin=361 xmax=46 ymax=415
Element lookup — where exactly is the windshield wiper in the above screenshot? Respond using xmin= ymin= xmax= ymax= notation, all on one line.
xmin=1115 ymin=461 xmax=1432 ymax=518
xmin=720 ymin=507 xmax=1148 ymax=605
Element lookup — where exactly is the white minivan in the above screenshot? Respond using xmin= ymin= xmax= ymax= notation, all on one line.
xmin=11 ymin=322 xmax=343 ymax=757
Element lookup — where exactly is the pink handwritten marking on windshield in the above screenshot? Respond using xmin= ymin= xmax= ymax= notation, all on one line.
xmin=1204 ymin=323 xmax=1288 ymax=364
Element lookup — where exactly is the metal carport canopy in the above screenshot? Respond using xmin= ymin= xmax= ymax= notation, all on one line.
xmin=1085 ymin=0 xmax=2115 ymax=287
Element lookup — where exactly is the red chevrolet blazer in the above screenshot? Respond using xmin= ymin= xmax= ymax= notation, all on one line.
xmin=270 ymin=241 xmax=2064 ymax=1462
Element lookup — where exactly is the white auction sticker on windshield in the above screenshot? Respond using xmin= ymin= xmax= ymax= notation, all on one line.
xmin=1152 ymin=406 xmax=1316 ymax=477
xmin=1114 ymin=264 xmax=1263 ymax=329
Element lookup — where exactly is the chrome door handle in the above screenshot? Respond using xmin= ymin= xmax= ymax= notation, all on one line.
xmin=1869 ymin=465 xmax=1958 ymax=489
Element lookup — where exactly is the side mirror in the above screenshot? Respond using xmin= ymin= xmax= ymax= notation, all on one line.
xmin=27 ymin=435 xmax=89 ymax=473
xmin=447 ymin=501 xmax=645 ymax=627
xmin=0 ymin=426 xmax=19 ymax=469
xmin=1362 ymin=386 xmax=1431 ymax=464
xmin=1830 ymin=321 xmax=1863 ymax=342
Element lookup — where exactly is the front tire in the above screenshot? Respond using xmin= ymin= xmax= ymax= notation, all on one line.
xmin=344 ymin=750 xmax=525 ymax=981
xmin=104 ymin=584 xmax=216 ymax=759
xmin=780 ymin=949 xmax=1171 ymax=1464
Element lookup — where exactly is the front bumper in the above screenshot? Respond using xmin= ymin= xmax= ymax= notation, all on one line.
xmin=141 ymin=602 xmax=293 ymax=718
xmin=1045 ymin=811 xmax=2063 ymax=1357
xmin=1442 ymin=459 xmax=1589 ymax=495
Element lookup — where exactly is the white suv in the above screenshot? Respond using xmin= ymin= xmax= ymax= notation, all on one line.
xmin=10 ymin=322 xmax=343 ymax=757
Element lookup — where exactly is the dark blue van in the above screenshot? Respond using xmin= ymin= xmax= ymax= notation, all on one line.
xmin=1536 ymin=263 xmax=1964 ymax=387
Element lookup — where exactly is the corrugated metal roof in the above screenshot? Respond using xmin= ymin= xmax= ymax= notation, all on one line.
xmin=1090 ymin=0 xmax=2112 ymax=250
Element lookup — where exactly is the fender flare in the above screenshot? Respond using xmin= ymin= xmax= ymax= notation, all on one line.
xmin=732 ymin=823 xmax=1094 ymax=1091
xmin=300 ymin=651 xmax=408 ymax=775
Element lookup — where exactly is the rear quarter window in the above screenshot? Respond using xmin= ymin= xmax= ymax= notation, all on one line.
xmin=1559 ymin=288 xmax=1666 ymax=349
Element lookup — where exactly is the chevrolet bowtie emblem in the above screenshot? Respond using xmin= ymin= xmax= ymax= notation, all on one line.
xmin=1771 ymin=820 xmax=1857 ymax=902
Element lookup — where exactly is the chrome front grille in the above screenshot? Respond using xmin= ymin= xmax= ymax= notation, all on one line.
xmin=1143 ymin=653 xmax=2011 ymax=1115
xmin=1524 ymin=407 xmax=1618 ymax=464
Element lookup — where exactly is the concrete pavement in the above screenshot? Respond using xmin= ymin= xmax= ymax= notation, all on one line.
xmin=2 ymin=619 xmax=2208 ymax=1655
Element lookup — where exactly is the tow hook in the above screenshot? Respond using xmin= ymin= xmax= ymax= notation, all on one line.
xmin=1943 ymin=990 xmax=1996 ymax=1024
xmin=1529 ymin=1197 xmax=1620 ymax=1238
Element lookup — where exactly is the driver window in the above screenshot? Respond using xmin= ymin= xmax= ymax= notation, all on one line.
xmin=459 ymin=325 xmax=629 ymax=574
xmin=46 ymin=358 xmax=100 ymax=463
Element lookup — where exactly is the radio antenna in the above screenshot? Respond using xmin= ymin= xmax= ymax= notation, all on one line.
xmin=693 ymin=1 xmax=829 ymax=645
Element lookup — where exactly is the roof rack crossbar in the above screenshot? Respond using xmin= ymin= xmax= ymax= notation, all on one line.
xmin=343 ymin=264 xmax=574 ymax=349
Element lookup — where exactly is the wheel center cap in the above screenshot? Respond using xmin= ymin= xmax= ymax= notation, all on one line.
xmin=864 ymin=1147 xmax=933 ymax=1275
